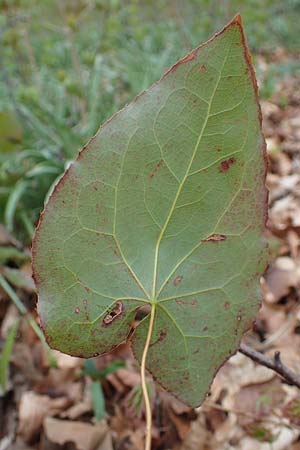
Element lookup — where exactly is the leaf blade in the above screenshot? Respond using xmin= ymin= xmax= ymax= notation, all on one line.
xmin=33 ymin=16 xmax=267 ymax=406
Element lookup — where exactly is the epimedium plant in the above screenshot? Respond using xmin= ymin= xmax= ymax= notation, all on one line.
xmin=32 ymin=16 xmax=267 ymax=450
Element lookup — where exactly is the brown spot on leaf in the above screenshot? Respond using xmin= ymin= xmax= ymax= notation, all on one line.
xmin=82 ymin=299 xmax=90 ymax=320
xmin=219 ymin=157 xmax=236 ymax=172
xmin=173 ymin=275 xmax=183 ymax=286
xmin=176 ymin=299 xmax=197 ymax=306
xmin=103 ymin=301 xmax=124 ymax=326
xmin=150 ymin=329 xmax=168 ymax=348
xmin=75 ymin=307 xmax=80 ymax=314
xmin=200 ymin=64 xmax=206 ymax=72
xmin=149 ymin=159 xmax=164 ymax=179
xmin=202 ymin=234 xmax=227 ymax=243
xmin=224 ymin=302 xmax=230 ymax=309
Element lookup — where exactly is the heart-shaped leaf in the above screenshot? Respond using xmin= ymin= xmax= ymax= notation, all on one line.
xmin=33 ymin=16 xmax=267 ymax=407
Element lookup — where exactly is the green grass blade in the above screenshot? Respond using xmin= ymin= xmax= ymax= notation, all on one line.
xmin=4 ymin=180 xmax=28 ymax=232
xmin=91 ymin=380 xmax=106 ymax=422
xmin=0 ymin=320 xmax=19 ymax=395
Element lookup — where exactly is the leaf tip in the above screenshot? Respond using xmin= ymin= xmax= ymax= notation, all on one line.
xmin=231 ymin=13 xmax=242 ymax=26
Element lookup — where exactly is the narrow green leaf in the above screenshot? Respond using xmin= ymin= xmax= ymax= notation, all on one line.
xmin=84 ymin=359 xmax=125 ymax=380
xmin=26 ymin=164 xmax=62 ymax=178
xmin=91 ymin=380 xmax=106 ymax=421
xmin=33 ymin=16 xmax=267 ymax=407
xmin=0 ymin=320 xmax=19 ymax=395
xmin=2 ymin=267 xmax=35 ymax=291
xmin=0 ymin=246 xmax=30 ymax=264
xmin=4 ymin=180 xmax=28 ymax=232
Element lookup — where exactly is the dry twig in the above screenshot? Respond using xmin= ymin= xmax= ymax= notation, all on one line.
xmin=239 ymin=343 xmax=300 ymax=389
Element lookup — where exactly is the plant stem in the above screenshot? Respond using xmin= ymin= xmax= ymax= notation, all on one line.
xmin=141 ymin=303 xmax=156 ymax=450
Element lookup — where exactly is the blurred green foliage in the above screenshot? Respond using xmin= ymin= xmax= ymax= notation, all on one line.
xmin=0 ymin=319 xmax=19 ymax=395
xmin=0 ymin=0 xmax=299 ymax=242
xmin=83 ymin=359 xmax=125 ymax=420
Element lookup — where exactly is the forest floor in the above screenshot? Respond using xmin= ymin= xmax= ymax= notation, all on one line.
xmin=1 ymin=49 xmax=300 ymax=450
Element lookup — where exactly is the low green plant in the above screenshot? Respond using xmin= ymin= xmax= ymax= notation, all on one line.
xmin=83 ymin=359 xmax=125 ymax=421
xmin=32 ymin=16 xmax=267 ymax=450
xmin=0 ymin=319 xmax=19 ymax=395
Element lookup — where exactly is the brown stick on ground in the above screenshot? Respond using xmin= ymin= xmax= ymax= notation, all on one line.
xmin=239 ymin=343 xmax=300 ymax=389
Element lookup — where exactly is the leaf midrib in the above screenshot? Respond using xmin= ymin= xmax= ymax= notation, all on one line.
xmin=151 ymin=43 xmax=231 ymax=300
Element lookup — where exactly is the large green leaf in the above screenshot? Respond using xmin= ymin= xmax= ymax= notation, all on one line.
xmin=32 ymin=16 xmax=267 ymax=407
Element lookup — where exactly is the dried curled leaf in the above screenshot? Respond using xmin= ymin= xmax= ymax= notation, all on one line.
xmin=33 ymin=16 xmax=267 ymax=407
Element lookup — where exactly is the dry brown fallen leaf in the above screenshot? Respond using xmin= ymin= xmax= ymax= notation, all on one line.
xmin=18 ymin=391 xmax=70 ymax=443
xmin=286 ymin=230 xmax=299 ymax=259
xmin=61 ymin=379 xmax=93 ymax=420
xmin=51 ymin=350 xmax=83 ymax=370
xmin=233 ymin=378 xmax=285 ymax=427
xmin=270 ymin=150 xmax=292 ymax=177
xmin=43 ymin=417 xmax=113 ymax=450
xmin=3 ymin=437 xmax=34 ymax=450
xmin=264 ymin=257 xmax=300 ymax=303
xmin=176 ymin=414 xmax=214 ymax=450
xmin=211 ymin=352 xmax=276 ymax=403
xmin=115 ymin=367 xmax=141 ymax=388
xmin=1 ymin=304 xmax=19 ymax=338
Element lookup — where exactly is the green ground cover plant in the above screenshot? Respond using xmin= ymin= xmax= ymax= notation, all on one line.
xmin=32 ymin=16 xmax=267 ymax=450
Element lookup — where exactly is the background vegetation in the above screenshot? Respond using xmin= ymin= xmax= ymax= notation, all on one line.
xmin=0 ymin=0 xmax=299 ymax=243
